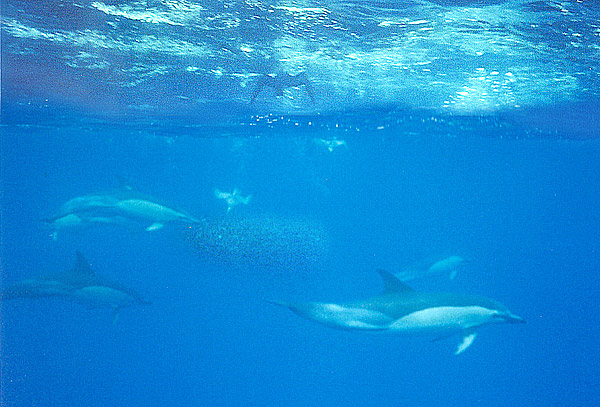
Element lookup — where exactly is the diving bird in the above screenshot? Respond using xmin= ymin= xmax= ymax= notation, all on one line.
xmin=316 ymin=138 xmax=347 ymax=152
xmin=214 ymin=188 xmax=252 ymax=213
xmin=269 ymin=270 xmax=524 ymax=354
xmin=0 ymin=252 xmax=151 ymax=324
xmin=395 ymin=255 xmax=466 ymax=281
xmin=45 ymin=186 xmax=202 ymax=239
xmin=250 ymin=72 xmax=316 ymax=104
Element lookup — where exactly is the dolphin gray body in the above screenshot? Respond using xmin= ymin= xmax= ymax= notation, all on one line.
xmin=1 ymin=252 xmax=150 ymax=323
xmin=395 ymin=255 xmax=466 ymax=281
xmin=270 ymin=270 xmax=524 ymax=354
xmin=46 ymin=186 xmax=202 ymax=239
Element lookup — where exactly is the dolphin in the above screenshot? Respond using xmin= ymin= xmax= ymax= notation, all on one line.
xmin=395 ymin=255 xmax=466 ymax=281
xmin=46 ymin=186 xmax=202 ymax=239
xmin=214 ymin=188 xmax=252 ymax=213
xmin=0 ymin=252 xmax=151 ymax=324
xmin=269 ymin=270 xmax=524 ymax=354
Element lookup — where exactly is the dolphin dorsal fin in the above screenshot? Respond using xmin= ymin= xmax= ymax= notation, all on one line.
xmin=376 ymin=270 xmax=413 ymax=294
xmin=75 ymin=251 xmax=95 ymax=276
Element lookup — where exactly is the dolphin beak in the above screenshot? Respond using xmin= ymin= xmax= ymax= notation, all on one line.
xmin=506 ymin=313 xmax=526 ymax=324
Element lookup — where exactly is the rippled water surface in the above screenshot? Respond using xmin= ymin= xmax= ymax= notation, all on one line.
xmin=3 ymin=0 xmax=600 ymax=115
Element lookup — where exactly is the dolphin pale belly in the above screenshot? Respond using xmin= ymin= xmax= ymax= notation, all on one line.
xmin=270 ymin=270 xmax=524 ymax=354
xmin=1 ymin=252 xmax=151 ymax=323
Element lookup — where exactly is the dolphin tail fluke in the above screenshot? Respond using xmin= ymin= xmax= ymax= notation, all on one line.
xmin=455 ymin=329 xmax=477 ymax=355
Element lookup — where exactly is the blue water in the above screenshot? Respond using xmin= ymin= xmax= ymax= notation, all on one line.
xmin=2 ymin=1 xmax=600 ymax=406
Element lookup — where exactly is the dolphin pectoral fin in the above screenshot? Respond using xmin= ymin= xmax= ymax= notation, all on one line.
xmin=449 ymin=270 xmax=458 ymax=280
xmin=145 ymin=222 xmax=164 ymax=231
xmin=52 ymin=231 xmax=58 ymax=241
xmin=112 ymin=308 xmax=121 ymax=325
xmin=455 ymin=329 xmax=477 ymax=355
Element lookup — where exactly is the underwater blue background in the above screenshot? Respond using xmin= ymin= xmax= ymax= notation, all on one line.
xmin=2 ymin=1 xmax=600 ymax=406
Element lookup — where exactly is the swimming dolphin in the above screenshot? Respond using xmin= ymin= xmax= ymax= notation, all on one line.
xmin=214 ymin=188 xmax=252 ymax=213
xmin=269 ymin=270 xmax=524 ymax=354
xmin=250 ymin=72 xmax=315 ymax=104
xmin=395 ymin=255 xmax=466 ymax=281
xmin=46 ymin=186 xmax=202 ymax=239
xmin=0 ymin=252 xmax=151 ymax=324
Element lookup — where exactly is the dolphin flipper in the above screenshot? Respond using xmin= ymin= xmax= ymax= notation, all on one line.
xmin=145 ymin=222 xmax=164 ymax=231
xmin=455 ymin=329 xmax=477 ymax=355
xmin=112 ymin=308 xmax=121 ymax=325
